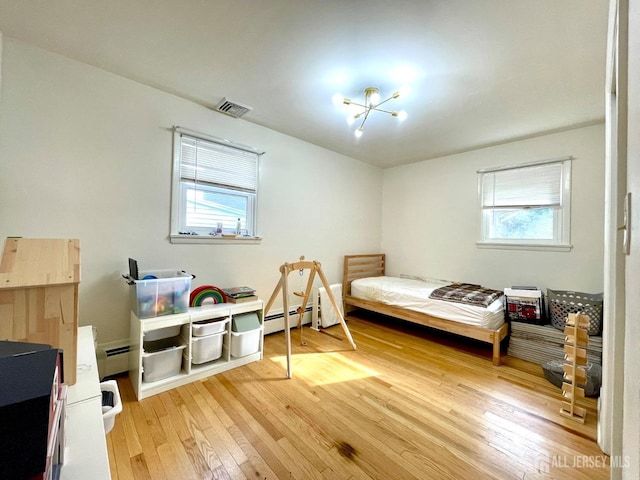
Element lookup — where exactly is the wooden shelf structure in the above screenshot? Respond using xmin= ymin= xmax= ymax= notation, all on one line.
xmin=560 ymin=312 xmax=590 ymax=423
xmin=0 ymin=238 xmax=80 ymax=385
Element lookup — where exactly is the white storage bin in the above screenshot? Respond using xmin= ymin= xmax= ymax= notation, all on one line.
xmin=144 ymin=325 xmax=182 ymax=342
xmin=192 ymin=317 xmax=229 ymax=337
xmin=191 ymin=331 xmax=225 ymax=364
xmin=230 ymin=327 xmax=262 ymax=358
xmin=100 ymin=380 xmax=122 ymax=435
xmin=142 ymin=337 xmax=186 ymax=383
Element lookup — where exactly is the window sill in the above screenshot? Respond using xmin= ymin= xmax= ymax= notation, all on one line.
xmin=169 ymin=234 xmax=262 ymax=245
xmin=476 ymin=241 xmax=572 ymax=252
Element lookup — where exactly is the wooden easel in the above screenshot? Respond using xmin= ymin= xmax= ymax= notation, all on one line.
xmin=559 ymin=313 xmax=590 ymax=423
xmin=264 ymin=256 xmax=357 ymax=378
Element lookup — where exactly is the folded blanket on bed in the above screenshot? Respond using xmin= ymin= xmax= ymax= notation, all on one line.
xmin=429 ymin=283 xmax=503 ymax=308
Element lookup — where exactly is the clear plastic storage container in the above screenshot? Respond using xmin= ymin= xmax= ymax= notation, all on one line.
xmin=127 ymin=270 xmax=193 ymax=319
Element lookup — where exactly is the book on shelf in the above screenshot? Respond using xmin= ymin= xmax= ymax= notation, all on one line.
xmin=222 ymin=286 xmax=256 ymax=299
xmin=226 ymin=295 xmax=258 ymax=303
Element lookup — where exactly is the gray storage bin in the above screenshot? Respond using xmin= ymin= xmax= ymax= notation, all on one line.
xmin=547 ymin=289 xmax=603 ymax=335
xmin=542 ymin=359 xmax=602 ymax=397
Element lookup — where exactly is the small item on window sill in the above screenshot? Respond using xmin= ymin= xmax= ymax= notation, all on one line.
xmin=235 ymin=218 xmax=242 ymax=236
xmin=178 ymin=231 xmax=199 ymax=235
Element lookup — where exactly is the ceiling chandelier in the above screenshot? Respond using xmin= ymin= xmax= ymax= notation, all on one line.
xmin=334 ymin=86 xmax=408 ymax=138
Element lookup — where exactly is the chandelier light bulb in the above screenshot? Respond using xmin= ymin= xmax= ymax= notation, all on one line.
xmin=332 ymin=93 xmax=344 ymax=105
xmin=355 ymin=127 xmax=364 ymax=138
xmin=398 ymin=85 xmax=411 ymax=97
xmin=397 ymin=110 xmax=408 ymax=121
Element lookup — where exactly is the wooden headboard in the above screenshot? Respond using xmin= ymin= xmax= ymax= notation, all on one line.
xmin=342 ymin=254 xmax=386 ymax=296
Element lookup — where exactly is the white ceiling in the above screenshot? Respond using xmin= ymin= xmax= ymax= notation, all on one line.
xmin=0 ymin=0 xmax=609 ymax=168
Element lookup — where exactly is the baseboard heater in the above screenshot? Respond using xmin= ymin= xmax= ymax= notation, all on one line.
xmin=101 ymin=342 xmax=130 ymax=378
xmin=264 ymin=305 xmax=313 ymax=335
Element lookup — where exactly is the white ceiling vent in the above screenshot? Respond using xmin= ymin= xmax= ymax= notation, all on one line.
xmin=214 ymin=98 xmax=253 ymax=118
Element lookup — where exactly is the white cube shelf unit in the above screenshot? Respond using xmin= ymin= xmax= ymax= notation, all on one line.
xmin=129 ymin=300 xmax=264 ymax=400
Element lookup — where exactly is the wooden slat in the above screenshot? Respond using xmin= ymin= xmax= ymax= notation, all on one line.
xmin=563 ymin=345 xmax=587 ymax=364
xmin=563 ymin=326 xmax=588 ymax=344
xmin=562 ymin=382 xmax=585 ymax=398
xmin=563 ymin=364 xmax=587 ymax=384
xmin=566 ymin=313 xmax=590 ymax=328
xmin=0 ymin=238 xmax=80 ymax=287
xmin=343 ymin=254 xmax=385 ymax=296
xmin=560 ymin=402 xmax=587 ymax=418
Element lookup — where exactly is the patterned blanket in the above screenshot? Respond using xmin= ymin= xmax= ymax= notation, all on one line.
xmin=429 ymin=283 xmax=503 ymax=308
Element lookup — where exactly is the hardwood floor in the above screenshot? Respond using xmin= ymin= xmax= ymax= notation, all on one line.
xmin=107 ymin=313 xmax=609 ymax=479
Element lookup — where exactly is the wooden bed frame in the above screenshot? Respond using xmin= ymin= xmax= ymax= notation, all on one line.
xmin=342 ymin=254 xmax=509 ymax=366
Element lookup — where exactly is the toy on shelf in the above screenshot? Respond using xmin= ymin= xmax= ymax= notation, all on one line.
xmin=559 ymin=313 xmax=590 ymax=423
xmin=189 ymin=285 xmax=226 ymax=306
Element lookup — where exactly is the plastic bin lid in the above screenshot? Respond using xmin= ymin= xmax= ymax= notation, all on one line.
xmin=232 ymin=313 xmax=260 ymax=332
xmin=143 ymin=336 xmax=185 ymax=354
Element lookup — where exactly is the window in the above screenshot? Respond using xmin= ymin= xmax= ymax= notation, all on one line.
xmin=477 ymin=157 xmax=572 ymax=251
xmin=170 ymin=128 xmax=263 ymax=243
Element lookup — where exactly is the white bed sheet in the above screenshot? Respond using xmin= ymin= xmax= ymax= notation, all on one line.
xmin=350 ymin=276 xmax=505 ymax=330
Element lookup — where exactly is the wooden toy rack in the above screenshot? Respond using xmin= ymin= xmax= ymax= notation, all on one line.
xmin=559 ymin=312 xmax=590 ymax=423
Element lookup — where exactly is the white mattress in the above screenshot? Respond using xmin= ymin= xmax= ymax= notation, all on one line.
xmin=350 ymin=276 xmax=505 ymax=330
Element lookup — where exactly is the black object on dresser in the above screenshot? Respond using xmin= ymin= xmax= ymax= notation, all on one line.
xmin=0 ymin=340 xmax=65 ymax=480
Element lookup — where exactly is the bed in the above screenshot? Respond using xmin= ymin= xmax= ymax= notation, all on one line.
xmin=342 ymin=254 xmax=509 ymax=365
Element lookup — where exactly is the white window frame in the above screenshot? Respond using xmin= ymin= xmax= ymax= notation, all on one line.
xmin=476 ymin=156 xmax=573 ymax=252
xmin=169 ymin=127 xmax=264 ymax=244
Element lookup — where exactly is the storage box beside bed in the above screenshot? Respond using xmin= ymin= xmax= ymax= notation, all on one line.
xmin=504 ymin=288 xmax=545 ymax=325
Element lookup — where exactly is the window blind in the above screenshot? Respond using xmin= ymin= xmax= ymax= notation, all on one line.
xmin=481 ymin=162 xmax=563 ymax=208
xmin=180 ymin=134 xmax=258 ymax=192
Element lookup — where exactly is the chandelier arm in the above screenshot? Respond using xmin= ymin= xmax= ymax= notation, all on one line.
xmin=373 ymin=95 xmax=397 ymax=109
xmin=370 ymin=106 xmax=396 ymax=115
xmin=347 ymin=101 xmax=368 ymax=109
xmin=358 ymin=106 xmax=373 ymax=131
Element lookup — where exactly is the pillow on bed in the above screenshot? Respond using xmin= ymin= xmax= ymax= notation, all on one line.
xmin=400 ymin=274 xmax=428 ymax=282
xmin=400 ymin=274 xmax=452 ymax=284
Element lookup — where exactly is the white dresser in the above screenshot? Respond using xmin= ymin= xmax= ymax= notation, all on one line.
xmin=60 ymin=326 xmax=112 ymax=479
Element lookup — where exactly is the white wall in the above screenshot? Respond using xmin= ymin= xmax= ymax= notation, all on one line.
xmin=0 ymin=38 xmax=383 ymax=345
xmin=381 ymin=124 xmax=605 ymax=293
